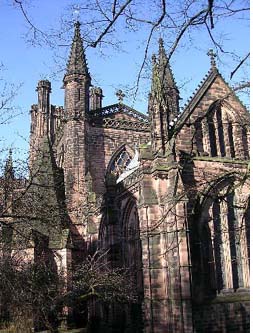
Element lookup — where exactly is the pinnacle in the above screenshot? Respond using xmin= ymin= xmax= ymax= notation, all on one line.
xmin=65 ymin=21 xmax=90 ymax=78
xmin=5 ymin=149 xmax=14 ymax=179
xmin=159 ymin=38 xmax=164 ymax=50
xmin=157 ymin=39 xmax=178 ymax=91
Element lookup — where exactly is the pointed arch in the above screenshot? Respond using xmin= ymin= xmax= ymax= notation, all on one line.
xmin=106 ymin=144 xmax=134 ymax=177
xmin=197 ymin=99 xmax=249 ymax=159
xmin=191 ymin=176 xmax=250 ymax=300
xmin=121 ymin=198 xmax=143 ymax=299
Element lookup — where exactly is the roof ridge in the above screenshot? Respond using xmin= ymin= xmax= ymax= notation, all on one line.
xmin=182 ymin=68 xmax=219 ymax=112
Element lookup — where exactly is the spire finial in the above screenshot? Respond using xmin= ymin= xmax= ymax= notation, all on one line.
xmin=158 ymin=38 xmax=166 ymax=58
xmin=159 ymin=38 xmax=164 ymax=48
xmin=207 ymin=49 xmax=217 ymax=69
xmin=74 ymin=20 xmax=81 ymax=29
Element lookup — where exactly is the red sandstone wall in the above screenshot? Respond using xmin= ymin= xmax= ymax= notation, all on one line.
xmin=88 ymin=125 xmax=150 ymax=195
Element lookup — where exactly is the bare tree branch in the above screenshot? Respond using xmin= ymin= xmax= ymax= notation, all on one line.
xmin=230 ymin=52 xmax=250 ymax=79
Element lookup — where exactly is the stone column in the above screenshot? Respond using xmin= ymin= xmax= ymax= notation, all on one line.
xmin=222 ymin=115 xmax=231 ymax=157
xmin=220 ymin=200 xmax=233 ymax=290
xmin=213 ymin=112 xmax=221 ymax=157
xmin=234 ymin=192 xmax=250 ymax=288
xmin=176 ymin=200 xmax=194 ymax=333
xmin=202 ymin=119 xmax=211 ymax=156
xmin=233 ymin=124 xmax=243 ymax=159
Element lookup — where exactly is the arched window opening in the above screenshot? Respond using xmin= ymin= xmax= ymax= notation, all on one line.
xmin=122 ymin=201 xmax=143 ymax=299
xmin=227 ymin=192 xmax=240 ymax=289
xmin=242 ymin=126 xmax=249 ymax=160
xmin=109 ymin=147 xmax=132 ymax=176
xmin=212 ymin=200 xmax=223 ymax=292
xmin=207 ymin=113 xmax=217 ymax=157
xmin=202 ymin=223 xmax=217 ymax=294
xmin=227 ymin=122 xmax=235 ymax=158
xmin=196 ymin=187 xmax=250 ymax=298
xmin=216 ymin=108 xmax=225 ymax=157
xmin=194 ymin=119 xmax=204 ymax=155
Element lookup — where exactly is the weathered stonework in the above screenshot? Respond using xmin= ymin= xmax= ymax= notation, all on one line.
xmin=2 ymin=23 xmax=249 ymax=333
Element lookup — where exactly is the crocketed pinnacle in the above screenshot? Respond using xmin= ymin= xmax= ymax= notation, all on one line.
xmin=65 ymin=21 xmax=90 ymax=78
xmin=4 ymin=149 xmax=14 ymax=179
xmin=158 ymin=38 xmax=178 ymax=91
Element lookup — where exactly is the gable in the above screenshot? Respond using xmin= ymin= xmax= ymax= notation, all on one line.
xmin=89 ymin=103 xmax=150 ymax=132
xmin=174 ymin=70 xmax=249 ymax=159
xmin=177 ymin=70 xmax=249 ymax=128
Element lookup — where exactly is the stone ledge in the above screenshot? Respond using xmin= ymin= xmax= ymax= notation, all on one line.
xmin=193 ymin=156 xmax=249 ymax=164
xmin=200 ymin=292 xmax=250 ymax=305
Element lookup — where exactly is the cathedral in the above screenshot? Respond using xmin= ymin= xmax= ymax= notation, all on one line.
xmin=1 ymin=22 xmax=250 ymax=332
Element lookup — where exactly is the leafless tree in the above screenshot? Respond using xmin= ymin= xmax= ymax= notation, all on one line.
xmin=12 ymin=0 xmax=249 ymax=101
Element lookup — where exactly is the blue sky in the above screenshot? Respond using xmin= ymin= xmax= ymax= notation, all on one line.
xmin=0 ymin=0 xmax=249 ymax=161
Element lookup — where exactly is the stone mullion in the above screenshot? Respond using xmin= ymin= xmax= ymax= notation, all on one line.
xmin=213 ymin=112 xmax=221 ymax=157
xmin=202 ymin=119 xmax=211 ymax=156
xmin=220 ymin=200 xmax=233 ymax=290
xmin=208 ymin=205 xmax=217 ymax=290
xmin=230 ymin=192 xmax=244 ymax=289
xmin=222 ymin=118 xmax=231 ymax=157
xmin=232 ymin=124 xmax=243 ymax=159
xmin=236 ymin=207 xmax=250 ymax=288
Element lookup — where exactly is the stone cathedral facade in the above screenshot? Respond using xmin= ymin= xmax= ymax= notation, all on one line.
xmin=2 ymin=22 xmax=250 ymax=332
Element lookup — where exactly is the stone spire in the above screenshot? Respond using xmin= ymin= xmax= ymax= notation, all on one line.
xmin=158 ymin=38 xmax=178 ymax=91
xmin=149 ymin=39 xmax=180 ymax=156
xmin=65 ymin=21 xmax=90 ymax=78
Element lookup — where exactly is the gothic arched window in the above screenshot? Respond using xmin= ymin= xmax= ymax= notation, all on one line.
xmin=216 ymin=107 xmax=226 ymax=157
xmin=227 ymin=122 xmax=235 ymax=158
xmin=242 ymin=126 xmax=249 ymax=160
xmin=194 ymin=186 xmax=250 ymax=299
xmin=122 ymin=199 xmax=143 ymax=299
xmin=201 ymin=103 xmax=249 ymax=159
xmin=194 ymin=119 xmax=204 ymax=155
xmin=207 ymin=111 xmax=218 ymax=157
xmin=108 ymin=146 xmax=133 ymax=176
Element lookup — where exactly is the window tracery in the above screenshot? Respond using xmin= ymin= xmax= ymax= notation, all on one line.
xmin=109 ymin=147 xmax=132 ymax=176
xmin=195 ymin=105 xmax=249 ymax=160
xmin=197 ymin=188 xmax=250 ymax=296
